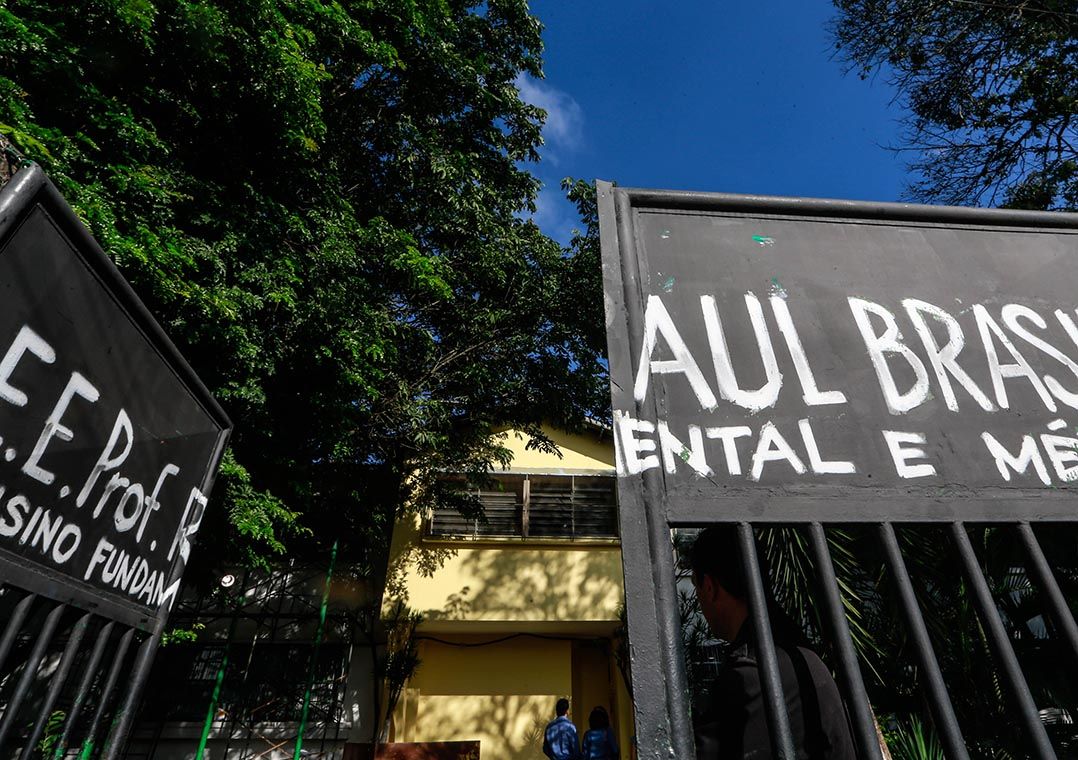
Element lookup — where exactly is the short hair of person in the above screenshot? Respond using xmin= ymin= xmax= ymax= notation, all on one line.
xmin=588 ymin=706 xmax=610 ymax=730
xmin=691 ymin=525 xmax=812 ymax=647
xmin=689 ymin=525 xmax=748 ymax=599
xmin=556 ymin=697 xmax=570 ymax=716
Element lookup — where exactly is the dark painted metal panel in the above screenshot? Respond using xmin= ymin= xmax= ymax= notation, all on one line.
xmin=598 ymin=182 xmax=1078 ymax=758
xmin=0 ymin=167 xmax=230 ymax=619
xmin=605 ymin=186 xmax=1078 ymax=522
xmin=598 ymin=181 xmax=682 ymax=756
xmin=0 ymin=163 xmax=230 ymax=757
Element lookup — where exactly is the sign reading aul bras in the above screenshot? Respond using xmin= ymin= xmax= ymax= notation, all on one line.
xmin=607 ymin=192 xmax=1078 ymax=521
xmin=0 ymin=168 xmax=229 ymax=619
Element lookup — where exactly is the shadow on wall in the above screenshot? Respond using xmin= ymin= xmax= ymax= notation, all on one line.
xmin=412 ymin=693 xmax=553 ymax=760
xmin=384 ymin=528 xmax=459 ymax=605
xmin=423 ymin=546 xmax=622 ymax=622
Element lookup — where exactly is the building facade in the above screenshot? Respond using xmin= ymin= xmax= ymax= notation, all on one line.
xmin=122 ymin=425 xmax=630 ymax=760
xmin=382 ymin=425 xmax=634 ymax=760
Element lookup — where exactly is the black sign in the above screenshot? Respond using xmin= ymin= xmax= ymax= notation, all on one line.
xmin=601 ymin=186 xmax=1078 ymax=523
xmin=599 ymin=184 xmax=1078 ymax=760
xmin=0 ymin=166 xmax=230 ymax=626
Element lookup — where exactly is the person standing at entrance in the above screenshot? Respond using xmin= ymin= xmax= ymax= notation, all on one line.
xmin=544 ymin=697 xmax=582 ymax=760
xmin=581 ymin=706 xmax=619 ymax=759
xmin=690 ymin=526 xmax=856 ymax=760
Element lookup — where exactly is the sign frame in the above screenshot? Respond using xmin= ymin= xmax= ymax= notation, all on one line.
xmin=597 ymin=181 xmax=1078 ymax=759
xmin=0 ymin=164 xmax=232 ymax=633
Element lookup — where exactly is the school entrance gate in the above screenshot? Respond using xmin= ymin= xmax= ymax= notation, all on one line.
xmin=0 ymin=164 xmax=230 ymax=759
xmin=598 ymin=182 xmax=1078 ymax=759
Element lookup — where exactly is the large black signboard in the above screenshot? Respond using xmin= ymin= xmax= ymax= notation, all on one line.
xmin=598 ymin=183 xmax=1078 ymax=759
xmin=602 ymin=185 xmax=1078 ymax=523
xmin=0 ymin=165 xmax=230 ymax=630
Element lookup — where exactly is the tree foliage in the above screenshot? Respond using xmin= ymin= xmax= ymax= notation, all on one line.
xmin=0 ymin=0 xmax=608 ymax=574
xmin=832 ymin=0 xmax=1078 ymax=209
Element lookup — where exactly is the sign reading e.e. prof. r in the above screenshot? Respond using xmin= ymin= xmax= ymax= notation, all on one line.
xmin=0 ymin=173 xmax=229 ymax=619
xmin=609 ymin=191 xmax=1078 ymax=523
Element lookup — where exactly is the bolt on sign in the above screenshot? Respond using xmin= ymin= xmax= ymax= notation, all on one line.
xmin=0 ymin=165 xmax=230 ymax=759
xmin=598 ymin=182 xmax=1078 ymax=760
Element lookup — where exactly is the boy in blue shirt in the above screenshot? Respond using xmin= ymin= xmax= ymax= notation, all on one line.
xmin=543 ymin=698 xmax=581 ymax=760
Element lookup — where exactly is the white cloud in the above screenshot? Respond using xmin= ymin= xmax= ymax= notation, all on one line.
xmin=515 ymin=74 xmax=584 ymax=162
xmin=532 ymin=183 xmax=580 ymax=247
xmin=513 ymin=76 xmax=586 ymax=242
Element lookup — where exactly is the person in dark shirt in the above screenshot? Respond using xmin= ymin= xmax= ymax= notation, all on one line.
xmin=690 ymin=526 xmax=856 ymax=760
xmin=544 ymin=697 xmax=582 ymax=760
xmin=581 ymin=705 xmax=619 ymax=759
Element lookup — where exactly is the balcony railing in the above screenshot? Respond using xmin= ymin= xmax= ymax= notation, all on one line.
xmin=429 ymin=474 xmax=618 ymax=540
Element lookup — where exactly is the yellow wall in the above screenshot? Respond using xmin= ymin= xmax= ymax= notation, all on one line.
xmin=386 ymin=514 xmax=624 ymax=628
xmin=498 ymin=427 xmax=615 ymax=474
xmin=395 ymin=636 xmax=634 ymax=760
xmin=384 ymin=426 xmax=622 ymax=628
xmin=572 ymin=642 xmax=615 ymax=748
xmin=396 ymin=637 xmax=571 ymax=760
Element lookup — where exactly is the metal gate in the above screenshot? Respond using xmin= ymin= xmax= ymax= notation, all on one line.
xmin=0 ymin=164 xmax=230 ymax=759
xmin=598 ymin=182 xmax=1078 ymax=759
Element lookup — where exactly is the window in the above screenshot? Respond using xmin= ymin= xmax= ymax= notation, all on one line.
xmin=429 ymin=474 xmax=618 ymax=540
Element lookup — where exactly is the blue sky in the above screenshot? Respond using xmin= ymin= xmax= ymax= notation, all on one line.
xmin=522 ymin=1 xmax=909 ymax=243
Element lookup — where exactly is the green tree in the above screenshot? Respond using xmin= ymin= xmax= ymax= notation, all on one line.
xmin=0 ymin=0 xmax=608 ymax=575
xmin=831 ymin=0 xmax=1078 ymax=209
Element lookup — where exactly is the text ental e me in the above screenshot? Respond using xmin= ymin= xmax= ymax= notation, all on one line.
xmin=617 ymin=293 xmax=1078 ymax=485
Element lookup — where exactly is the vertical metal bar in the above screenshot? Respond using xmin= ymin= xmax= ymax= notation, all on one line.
xmin=806 ymin=523 xmax=883 ymax=760
xmin=571 ymin=475 xmax=577 ymax=539
xmin=737 ymin=522 xmax=796 ymax=760
xmin=100 ymin=630 xmax=162 ymax=760
xmin=19 ymin=611 xmax=93 ymax=760
xmin=521 ymin=477 xmax=530 ymax=538
xmin=641 ymin=468 xmax=696 ymax=758
xmin=473 ymin=485 xmax=480 ymax=538
xmin=1017 ymin=522 xmax=1078 ymax=667
xmin=598 ymin=181 xmax=680 ymax=759
xmin=0 ymin=602 xmax=65 ymax=752
xmin=613 ymin=187 xmax=695 ymax=759
xmin=878 ymin=523 xmax=970 ymax=760
xmin=950 ymin=523 xmax=1055 ymax=760
xmin=0 ymin=592 xmax=37 ymax=676
xmin=294 ymin=540 xmax=338 ymax=760
xmin=78 ymin=627 xmax=135 ymax=760
xmin=53 ymin=621 xmax=115 ymax=760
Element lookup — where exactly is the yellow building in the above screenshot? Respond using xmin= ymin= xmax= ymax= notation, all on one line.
xmin=382 ymin=425 xmax=634 ymax=760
